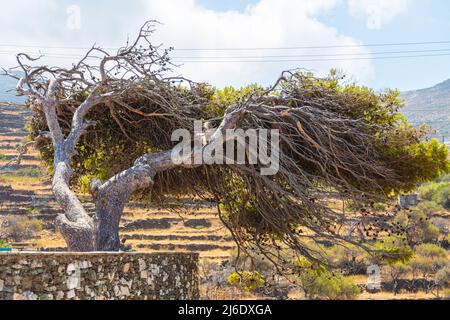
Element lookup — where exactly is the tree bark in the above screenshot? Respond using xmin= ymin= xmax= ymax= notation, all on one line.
xmin=52 ymin=157 xmax=96 ymax=251
xmin=41 ymin=91 xmax=97 ymax=252
xmin=92 ymin=163 xmax=156 ymax=251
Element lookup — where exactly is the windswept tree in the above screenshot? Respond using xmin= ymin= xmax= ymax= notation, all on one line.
xmin=6 ymin=22 xmax=449 ymax=270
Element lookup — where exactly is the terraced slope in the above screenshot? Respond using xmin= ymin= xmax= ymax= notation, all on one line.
xmin=0 ymin=103 xmax=235 ymax=260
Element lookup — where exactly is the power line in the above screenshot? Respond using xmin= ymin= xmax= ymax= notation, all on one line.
xmin=0 ymin=40 xmax=450 ymax=52
xmin=0 ymin=44 xmax=116 ymax=51
xmin=173 ymin=40 xmax=450 ymax=51
xmin=172 ymin=48 xmax=450 ymax=59
xmin=405 ymin=109 xmax=450 ymax=112
xmin=1 ymin=52 xmax=450 ymax=63
xmin=171 ymin=53 xmax=450 ymax=63
xmin=3 ymin=48 xmax=450 ymax=60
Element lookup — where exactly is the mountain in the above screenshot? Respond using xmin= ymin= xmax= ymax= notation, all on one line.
xmin=0 ymin=74 xmax=25 ymax=104
xmin=401 ymin=79 xmax=450 ymax=143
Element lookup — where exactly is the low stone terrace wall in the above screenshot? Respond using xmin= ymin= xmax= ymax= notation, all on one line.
xmin=0 ymin=252 xmax=199 ymax=300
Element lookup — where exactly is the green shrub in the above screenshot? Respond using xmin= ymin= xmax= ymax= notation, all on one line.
xmin=414 ymin=243 xmax=447 ymax=258
xmin=419 ymin=181 xmax=450 ymax=209
xmin=297 ymin=269 xmax=360 ymax=300
xmin=16 ymin=168 xmax=42 ymax=178
xmin=417 ymin=201 xmax=444 ymax=215
xmin=229 ymin=249 xmax=274 ymax=275
xmin=388 ymin=261 xmax=411 ymax=294
xmin=325 ymin=245 xmax=369 ymax=274
xmin=409 ymin=244 xmax=447 ymax=283
xmin=393 ymin=207 xmax=440 ymax=245
xmin=436 ymin=173 xmax=450 ymax=183
xmin=434 ymin=266 xmax=450 ymax=295
xmin=372 ymin=236 xmax=414 ymax=264
xmin=373 ymin=203 xmax=387 ymax=212
xmin=0 ymin=154 xmax=7 ymax=161
xmin=227 ymin=271 xmax=265 ymax=292
xmin=292 ymin=257 xmax=360 ymax=300
xmin=0 ymin=239 xmax=11 ymax=249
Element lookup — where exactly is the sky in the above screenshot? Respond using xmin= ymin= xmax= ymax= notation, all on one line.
xmin=0 ymin=0 xmax=450 ymax=91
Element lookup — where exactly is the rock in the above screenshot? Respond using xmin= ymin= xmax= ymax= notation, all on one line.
xmin=31 ymin=260 xmax=43 ymax=269
xmin=23 ymin=291 xmax=38 ymax=300
xmin=67 ymin=274 xmax=80 ymax=290
xmin=120 ymin=278 xmax=132 ymax=288
xmin=67 ymin=263 xmax=79 ymax=276
xmin=149 ymin=264 xmax=160 ymax=275
xmin=66 ymin=289 xmax=76 ymax=299
xmin=79 ymin=261 xmax=91 ymax=269
xmin=19 ymin=260 xmax=29 ymax=265
xmin=40 ymin=293 xmax=54 ymax=300
xmin=138 ymin=259 xmax=147 ymax=272
xmin=120 ymin=286 xmax=130 ymax=297
xmin=13 ymin=293 xmax=23 ymax=300
xmin=21 ymin=277 xmax=33 ymax=290
xmin=107 ymin=272 xmax=116 ymax=282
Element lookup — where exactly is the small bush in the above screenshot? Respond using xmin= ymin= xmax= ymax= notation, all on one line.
xmin=373 ymin=203 xmax=387 ymax=212
xmin=409 ymin=244 xmax=447 ymax=291
xmin=325 ymin=245 xmax=369 ymax=275
xmin=372 ymin=236 xmax=414 ymax=264
xmin=417 ymin=201 xmax=444 ymax=215
xmin=227 ymin=271 xmax=265 ymax=292
xmin=297 ymin=268 xmax=360 ymax=300
xmin=0 ymin=154 xmax=7 ymax=161
xmin=436 ymin=173 xmax=450 ymax=183
xmin=388 ymin=261 xmax=411 ymax=295
xmin=6 ymin=168 xmax=43 ymax=179
xmin=393 ymin=207 xmax=440 ymax=245
xmin=292 ymin=257 xmax=360 ymax=300
xmin=419 ymin=181 xmax=450 ymax=209
xmin=434 ymin=266 xmax=450 ymax=293
xmin=230 ymin=249 xmax=274 ymax=275
xmin=414 ymin=243 xmax=447 ymax=259
xmin=19 ymin=168 xmax=42 ymax=178
xmin=0 ymin=239 xmax=11 ymax=249
xmin=0 ymin=216 xmax=43 ymax=242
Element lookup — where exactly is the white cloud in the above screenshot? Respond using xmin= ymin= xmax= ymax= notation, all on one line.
xmin=142 ymin=0 xmax=374 ymax=87
xmin=347 ymin=0 xmax=408 ymax=30
xmin=0 ymin=0 xmax=375 ymax=88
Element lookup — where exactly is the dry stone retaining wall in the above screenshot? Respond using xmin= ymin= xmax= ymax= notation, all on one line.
xmin=0 ymin=252 xmax=199 ymax=300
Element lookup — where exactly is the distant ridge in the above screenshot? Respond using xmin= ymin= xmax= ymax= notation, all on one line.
xmin=401 ymin=79 xmax=450 ymax=143
xmin=0 ymin=74 xmax=24 ymax=104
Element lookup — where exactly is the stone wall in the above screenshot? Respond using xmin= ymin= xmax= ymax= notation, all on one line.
xmin=0 ymin=252 xmax=199 ymax=300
